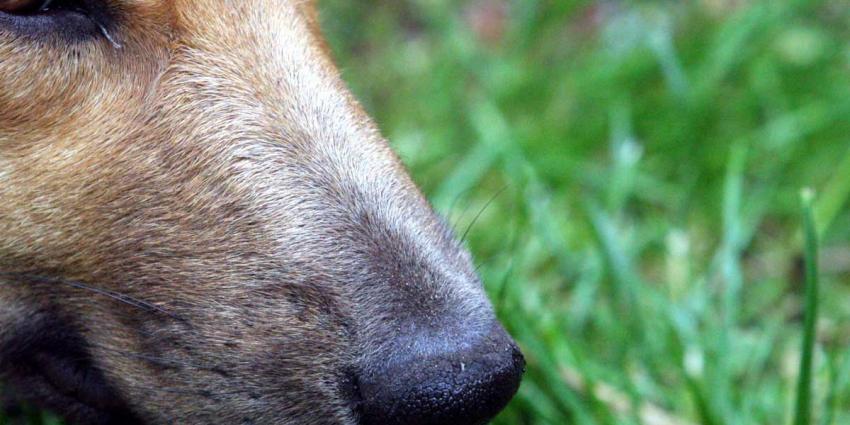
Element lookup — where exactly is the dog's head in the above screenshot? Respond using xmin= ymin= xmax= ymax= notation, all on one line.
xmin=0 ymin=1 xmax=523 ymax=424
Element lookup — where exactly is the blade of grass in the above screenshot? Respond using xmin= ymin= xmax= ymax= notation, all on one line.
xmin=820 ymin=347 xmax=850 ymax=425
xmin=431 ymin=100 xmax=509 ymax=211
xmin=694 ymin=1 xmax=775 ymax=99
xmin=708 ymin=143 xmax=748 ymax=425
xmin=684 ymin=376 xmax=720 ymax=425
xmin=606 ymin=100 xmax=643 ymax=214
xmin=813 ymin=147 xmax=850 ymax=238
xmin=430 ymin=139 xmax=501 ymax=213
xmin=472 ymin=99 xmax=581 ymax=280
xmin=821 ymin=350 xmax=844 ymax=425
xmin=793 ymin=188 xmax=819 ymax=425
xmin=583 ymin=200 xmax=643 ymax=342
xmin=645 ymin=12 xmax=689 ymax=100
xmin=721 ymin=144 xmax=747 ymax=326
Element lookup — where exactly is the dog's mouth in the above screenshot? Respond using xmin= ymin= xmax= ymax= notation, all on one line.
xmin=0 ymin=0 xmax=93 ymax=30
xmin=4 ymin=0 xmax=85 ymax=16
xmin=342 ymin=369 xmax=366 ymax=423
xmin=1 ymin=312 xmax=143 ymax=425
xmin=0 ymin=0 xmax=118 ymax=45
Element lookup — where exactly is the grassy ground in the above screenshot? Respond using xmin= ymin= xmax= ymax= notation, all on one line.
xmin=320 ymin=0 xmax=850 ymax=423
xmin=5 ymin=0 xmax=850 ymax=424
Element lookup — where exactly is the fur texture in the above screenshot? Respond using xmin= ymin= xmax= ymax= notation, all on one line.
xmin=0 ymin=1 xmax=514 ymax=424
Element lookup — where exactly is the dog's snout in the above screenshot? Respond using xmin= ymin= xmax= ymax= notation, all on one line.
xmin=358 ymin=323 xmax=524 ymax=425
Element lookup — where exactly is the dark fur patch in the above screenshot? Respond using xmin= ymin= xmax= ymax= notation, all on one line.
xmin=0 ymin=309 xmax=141 ymax=425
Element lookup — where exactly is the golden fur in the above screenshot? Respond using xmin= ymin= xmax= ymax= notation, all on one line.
xmin=0 ymin=1 xmax=521 ymax=424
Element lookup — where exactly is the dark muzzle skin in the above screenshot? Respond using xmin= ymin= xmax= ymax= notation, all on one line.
xmin=0 ymin=1 xmax=524 ymax=424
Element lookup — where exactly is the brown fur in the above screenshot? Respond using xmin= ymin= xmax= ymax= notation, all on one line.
xmin=0 ymin=1 xmax=518 ymax=424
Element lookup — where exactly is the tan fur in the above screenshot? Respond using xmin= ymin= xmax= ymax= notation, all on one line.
xmin=0 ymin=1 xmax=516 ymax=424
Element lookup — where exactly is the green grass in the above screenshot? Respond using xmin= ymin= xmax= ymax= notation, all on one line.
xmin=6 ymin=0 xmax=850 ymax=424
xmin=795 ymin=189 xmax=819 ymax=425
xmin=320 ymin=0 xmax=850 ymax=423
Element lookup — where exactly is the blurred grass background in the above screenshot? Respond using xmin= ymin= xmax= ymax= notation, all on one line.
xmin=4 ymin=0 xmax=850 ymax=424
xmin=319 ymin=0 xmax=850 ymax=424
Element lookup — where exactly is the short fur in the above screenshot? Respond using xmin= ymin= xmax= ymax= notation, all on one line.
xmin=0 ymin=1 xmax=509 ymax=424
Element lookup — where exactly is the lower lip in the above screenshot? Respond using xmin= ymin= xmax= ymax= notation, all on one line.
xmin=0 ymin=9 xmax=99 ymax=42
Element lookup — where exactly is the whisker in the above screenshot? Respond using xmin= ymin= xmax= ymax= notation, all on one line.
xmin=460 ymin=184 xmax=509 ymax=243
xmin=0 ymin=272 xmax=182 ymax=321
xmin=473 ymin=259 xmax=491 ymax=274
xmin=94 ymin=20 xmax=122 ymax=49
xmin=446 ymin=188 xmax=473 ymax=230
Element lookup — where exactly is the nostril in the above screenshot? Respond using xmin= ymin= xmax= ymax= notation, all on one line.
xmin=358 ymin=326 xmax=524 ymax=425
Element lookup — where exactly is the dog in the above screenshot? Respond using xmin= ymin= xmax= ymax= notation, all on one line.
xmin=0 ymin=1 xmax=523 ymax=424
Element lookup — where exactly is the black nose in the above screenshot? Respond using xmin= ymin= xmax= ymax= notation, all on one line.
xmin=357 ymin=323 xmax=524 ymax=425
